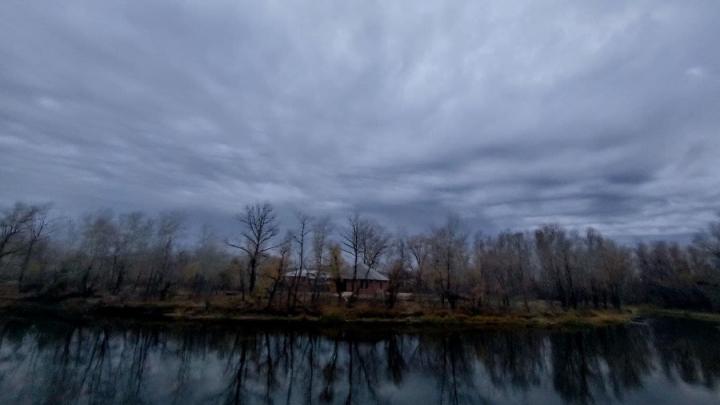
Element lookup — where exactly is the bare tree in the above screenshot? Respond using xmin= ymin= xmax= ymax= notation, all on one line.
xmin=187 ymin=224 xmax=227 ymax=297
xmin=429 ymin=215 xmax=468 ymax=309
xmin=490 ymin=231 xmax=533 ymax=309
xmin=694 ymin=216 xmax=720 ymax=268
xmin=408 ymin=234 xmax=431 ymax=293
xmin=78 ymin=210 xmax=117 ymax=296
xmin=513 ymin=231 xmax=535 ymax=310
xmin=385 ymin=237 xmax=409 ymax=308
xmin=311 ymin=216 xmax=332 ymax=303
xmin=600 ymin=239 xmax=632 ymax=309
xmin=327 ymin=244 xmax=345 ymax=302
xmin=468 ymin=232 xmax=488 ymax=309
xmin=145 ymin=212 xmax=184 ymax=299
xmin=128 ymin=215 xmax=156 ymax=293
xmin=287 ymin=212 xmax=312 ymax=310
xmin=228 ymin=203 xmax=279 ymax=294
xmin=360 ymin=220 xmax=389 ymax=282
xmin=341 ymin=214 xmax=389 ymax=296
xmin=0 ymin=203 xmax=43 ymax=263
xmin=18 ymin=204 xmax=51 ymax=290
xmin=341 ymin=213 xmax=363 ymax=296
xmin=265 ymin=233 xmax=291 ymax=310
xmin=118 ymin=212 xmax=154 ymax=294
xmin=535 ymin=225 xmax=580 ymax=309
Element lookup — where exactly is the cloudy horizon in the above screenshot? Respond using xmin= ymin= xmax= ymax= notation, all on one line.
xmin=1 ymin=1 xmax=719 ymax=241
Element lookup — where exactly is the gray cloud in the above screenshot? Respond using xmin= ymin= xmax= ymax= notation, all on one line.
xmin=1 ymin=0 xmax=719 ymax=239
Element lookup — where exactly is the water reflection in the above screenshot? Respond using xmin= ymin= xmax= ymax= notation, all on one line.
xmin=0 ymin=318 xmax=718 ymax=404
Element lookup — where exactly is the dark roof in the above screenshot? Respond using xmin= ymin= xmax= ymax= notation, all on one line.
xmin=284 ymin=269 xmax=325 ymax=279
xmin=285 ymin=266 xmax=389 ymax=282
xmin=341 ymin=267 xmax=389 ymax=282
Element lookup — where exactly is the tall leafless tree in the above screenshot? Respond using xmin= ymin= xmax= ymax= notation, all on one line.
xmin=694 ymin=215 xmax=720 ymax=267
xmin=266 ymin=233 xmax=291 ymax=310
xmin=145 ymin=211 xmax=184 ymax=299
xmin=429 ymin=215 xmax=467 ymax=309
xmin=18 ymin=204 xmax=51 ymax=289
xmin=359 ymin=219 xmax=389 ymax=285
xmin=78 ymin=210 xmax=117 ymax=296
xmin=327 ymin=243 xmax=345 ymax=302
xmin=385 ymin=237 xmax=409 ymax=308
xmin=0 ymin=203 xmax=43 ymax=263
xmin=287 ymin=212 xmax=312 ymax=309
xmin=341 ymin=213 xmax=363 ymax=296
xmin=408 ymin=234 xmax=431 ymax=293
xmin=535 ymin=225 xmax=581 ymax=309
xmin=310 ymin=216 xmax=332 ymax=303
xmin=228 ymin=203 xmax=279 ymax=294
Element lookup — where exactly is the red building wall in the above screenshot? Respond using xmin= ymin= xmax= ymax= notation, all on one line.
xmin=334 ymin=279 xmax=388 ymax=295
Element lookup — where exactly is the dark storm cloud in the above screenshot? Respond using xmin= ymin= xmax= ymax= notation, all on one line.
xmin=1 ymin=0 xmax=719 ymax=239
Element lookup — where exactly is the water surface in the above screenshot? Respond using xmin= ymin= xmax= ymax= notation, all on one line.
xmin=0 ymin=317 xmax=718 ymax=404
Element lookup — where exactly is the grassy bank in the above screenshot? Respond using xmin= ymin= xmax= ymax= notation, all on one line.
xmin=635 ymin=306 xmax=720 ymax=323
xmin=0 ymin=294 xmax=645 ymax=329
xmin=2 ymin=287 xmax=718 ymax=329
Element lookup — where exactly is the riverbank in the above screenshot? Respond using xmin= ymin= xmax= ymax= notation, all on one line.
xmin=2 ymin=289 xmax=719 ymax=330
xmin=635 ymin=307 xmax=720 ymax=323
xmin=0 ymin=294 xmax=679 ymax=329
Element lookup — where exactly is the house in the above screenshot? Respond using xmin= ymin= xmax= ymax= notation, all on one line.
xmin=336 ymin=267 xmax=389 ymax=295
xmin=284 ymin=268 xmax=327 ymax=281
xmin=284 ymin=265 xmax=389 ymax=295
xmin=283 ymin=269 xmax=330 ymax=290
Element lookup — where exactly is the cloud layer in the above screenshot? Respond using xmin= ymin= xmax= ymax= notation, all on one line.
xmin=1 ymin=0 xmax=719 ymax=239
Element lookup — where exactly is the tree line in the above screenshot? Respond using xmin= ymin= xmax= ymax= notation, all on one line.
xmin=1 ymin=200 xmax=719 ymax=312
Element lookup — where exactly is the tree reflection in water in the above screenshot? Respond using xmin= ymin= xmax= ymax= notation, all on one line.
xmin=0 ymin=318 xmax=718 ymax=404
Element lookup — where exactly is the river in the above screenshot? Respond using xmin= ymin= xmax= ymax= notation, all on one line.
xmin=0 ymin=316 xmax=718 ymax=404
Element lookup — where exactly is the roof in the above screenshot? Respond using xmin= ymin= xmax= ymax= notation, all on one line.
xmin=341 ymin=267 xmax=389 ymax=282
xmin=285 ymin=266 xmax=389 ymax=282
xmin=284 ymin=269 xmax=327 ymax=279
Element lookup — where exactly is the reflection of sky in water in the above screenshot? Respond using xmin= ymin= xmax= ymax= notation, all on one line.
xmin=0 ymin=318 xmax=718 ymax=404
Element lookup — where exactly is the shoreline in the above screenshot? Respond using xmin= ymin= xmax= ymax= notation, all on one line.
xmin=2 ymin=296 xmax=717 ymax=330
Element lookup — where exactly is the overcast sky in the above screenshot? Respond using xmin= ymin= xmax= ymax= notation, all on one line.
xmin=1 ymin=1 xmax=719 ymax=240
